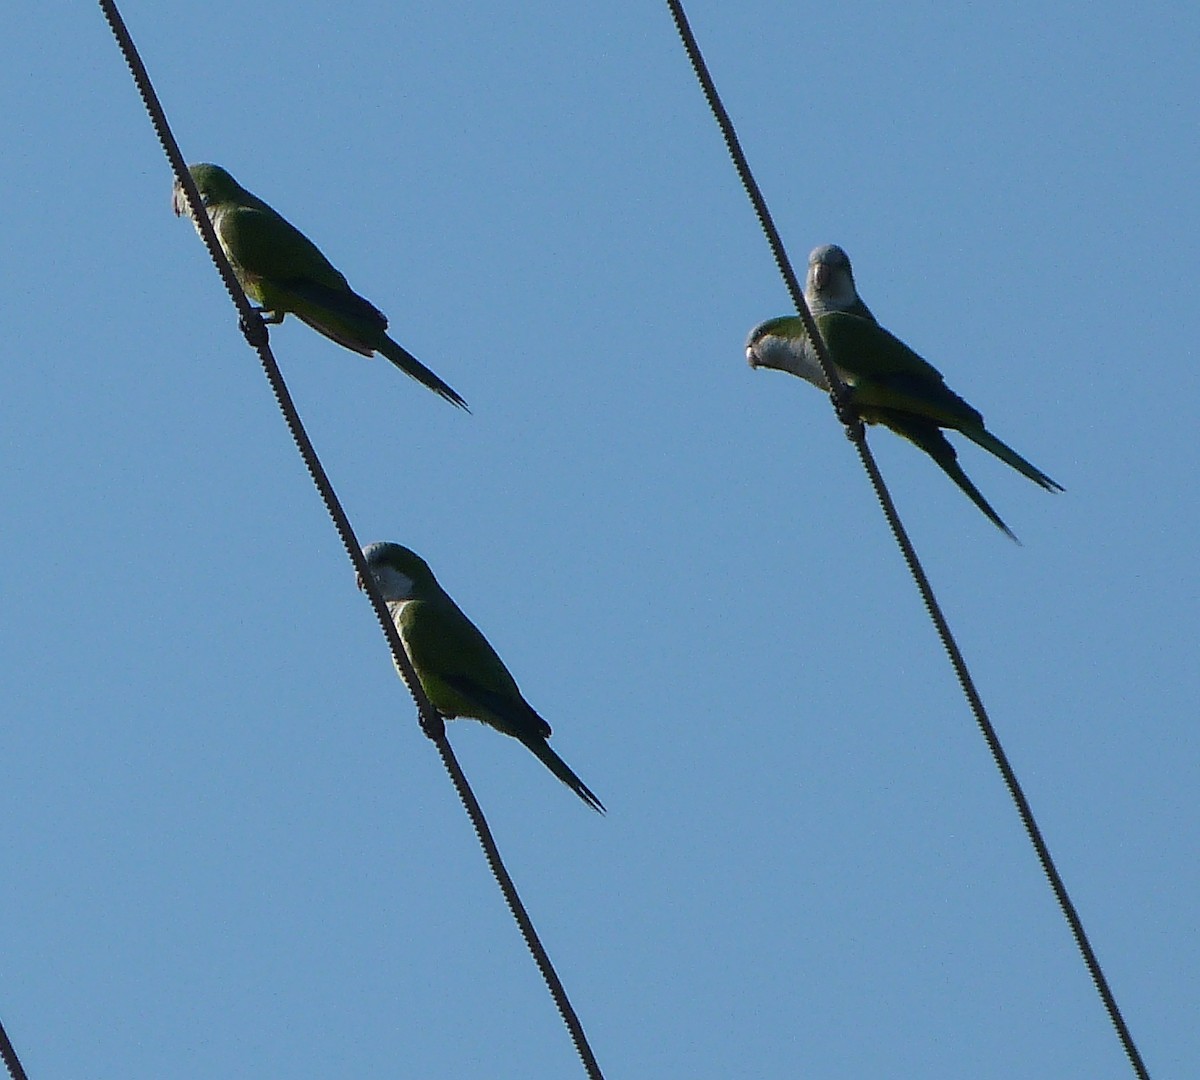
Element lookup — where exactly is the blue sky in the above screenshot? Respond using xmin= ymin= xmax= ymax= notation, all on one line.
xmin=2 ymin=2 xmax=1197 ymax=1076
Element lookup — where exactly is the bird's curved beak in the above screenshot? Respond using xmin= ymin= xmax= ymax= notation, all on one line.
xmin=355 ymin=572 xmax=366 ymax=593
xmin=812 ymin=263 xmax=831 ymax=292
xmin=746 ymin=344 xmax=761 ymax=369
xmin=172 ymin=182 xmax=206 ymax=220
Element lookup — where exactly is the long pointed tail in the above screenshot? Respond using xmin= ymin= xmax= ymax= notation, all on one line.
xmin=934 ymin=449 xmax=1021 ymax=543
xmin=878 ymin=412 xmax=1021 ymax=542
xmin=961 ymin=427 xmax=1063 ymax=492
xmin=376 ymin=334 xmax=469 ymax=411
xmin=522 ymin=736 xmax=606 ymax=813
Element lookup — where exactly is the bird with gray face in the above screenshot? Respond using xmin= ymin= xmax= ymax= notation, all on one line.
xmin=173 ymin=163 xmax=467 ymax=409
xmin=805 ymin=243 xmax=877 ymax=322
xmin=746 ymin=244 xmax=1061 ymax=540
xmin=360 ymin=542 xmax=604 ymax=812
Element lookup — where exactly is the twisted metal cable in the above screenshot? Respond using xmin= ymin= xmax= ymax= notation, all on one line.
xmin=432 ymin=739 xmax=604 ymax=1077
xmin=0 ymin=1017 xmax=29 ymax=1080
xmin=97 ymin=3 xmax=604 ymax=1076
xmin=663 ymin=3 xmax=1149 ymax=1077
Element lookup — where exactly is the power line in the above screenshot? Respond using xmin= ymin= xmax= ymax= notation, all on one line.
xmin=97 ymin=2 xmax=604 ymax=1076
xmin=662 ymin=2 xmax=1150 ymax=1077
xmin=0 ymin=1017 xmax=29 ymax=1080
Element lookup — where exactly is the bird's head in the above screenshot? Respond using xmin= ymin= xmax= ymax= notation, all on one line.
xmin=806 ymin=244 xmax=860 ymax=308
xmin=358 ymin=542 xmax=437 ymax=602
xmin=172 ymin=163 xmax=243 ymax=220
xmin=746 ymin=315 xmax=806 ymax=372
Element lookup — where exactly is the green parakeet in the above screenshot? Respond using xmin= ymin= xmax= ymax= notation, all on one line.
xmin=173 ymin=163 xmax=467 ymax=409
xmin=361 ymin=542 xmax=604 ymax=812
xmin=746 ymin=245 xmax=1061 ymax=540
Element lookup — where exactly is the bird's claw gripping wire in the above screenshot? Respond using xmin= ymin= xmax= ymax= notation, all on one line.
xmin=252 ymin=305 xmax=286 ymax=326
xmin=832 ymin=390 xmax=864 ymax=440
xmin=419 ymin=710 xmax=447 ymax=741
xmin=238 ymin=310 xmax=271 ymax=349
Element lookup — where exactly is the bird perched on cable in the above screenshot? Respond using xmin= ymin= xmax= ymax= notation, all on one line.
xmin=360 ymin=542 xmax=604 ymax=812
xmin=173 ymin=163 xmax=467 ymax=409
xmin=746 ymin=244 xmax=1061 ymax=540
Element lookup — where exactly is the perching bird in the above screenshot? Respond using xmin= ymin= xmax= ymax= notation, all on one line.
xmin=360 ymin=542 xmax=604 ymax=812
xmin=173 ymin=163 xmax=467 ymax=409
xmin=746 ymin=247 xmax=1061 ymax=540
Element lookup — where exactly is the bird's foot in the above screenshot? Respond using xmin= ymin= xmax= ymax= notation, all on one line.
xmin=832 ymin=391 xmax=864 ymax=439
xmin=419 ymin=709 xmax=447 ymax=741
xmin=252 ymin=306 xmax=286 ymax=325
xmin=238 ymin=311 xmax=271 ymax=349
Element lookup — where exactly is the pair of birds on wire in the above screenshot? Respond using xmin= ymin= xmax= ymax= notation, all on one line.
xmin=174 ymin=163 xmax=1061 ymax=814
xmin=174 ymin=163 xmax=601 ymax=813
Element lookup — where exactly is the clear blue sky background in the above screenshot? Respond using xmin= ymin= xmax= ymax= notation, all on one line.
xmin=2 ymin=2 xmax=1196 ymax=1077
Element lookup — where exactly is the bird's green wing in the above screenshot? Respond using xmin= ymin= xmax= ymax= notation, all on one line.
xmin=216 ymin=203 xmax=466 ymax=404
xmin=215 ymin=205 xmax=349 ymax=291
xmin=438 ymin=677 xmax=553 ymax=740
xmin=399 ymin=598 xmax=604 ymax=812
xmin=284 ymin=281 xmax=390 ymax=356
xmin=818 ymin=312 xmax=982 ymax=429
xmin=398 ymin=599 xmax=542 ymax=732
xmin=817 ymin=312 xmax=944 ymax=380
xmin=217 ymin=206 xmax=392 ymax=353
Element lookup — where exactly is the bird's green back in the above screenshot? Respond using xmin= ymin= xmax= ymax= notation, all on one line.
xmin=398 ymin=597 xmax=546 ymax=738
xmin=818 ymin=312 xmax=983 ymax=429
xmin=215 ymin=205 xmax=351 ymax=293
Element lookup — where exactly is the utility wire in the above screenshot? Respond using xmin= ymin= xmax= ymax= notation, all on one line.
xmin=97 ymin=3 xmax=604 ymax=1076
xmin=663 ymin=3 xmax=1149 ymax=1078
xmin=0 ymin=1017 xmax=29 ymax=1080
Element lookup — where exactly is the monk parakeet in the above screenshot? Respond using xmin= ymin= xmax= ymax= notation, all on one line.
xmin=746 ymin=247 xmax=1061 ymax=539
xmin=173 ymin=163 xmax=467 ymax=409
xmin=360 ymin=542 xmax=604 ymax=812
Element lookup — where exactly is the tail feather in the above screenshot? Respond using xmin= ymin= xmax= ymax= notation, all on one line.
xmin=934 ymin=450 xmax=1021 ymax=543
xmin=376 ymin=334 xmax=469 ymax=411
xmin=961 ymin=427 xmax=1063 ymax=492
xmin=522 ymin=736 xmax=606 ymax=814
xmin=876 ymin=412 xmax=1020 ymax=542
